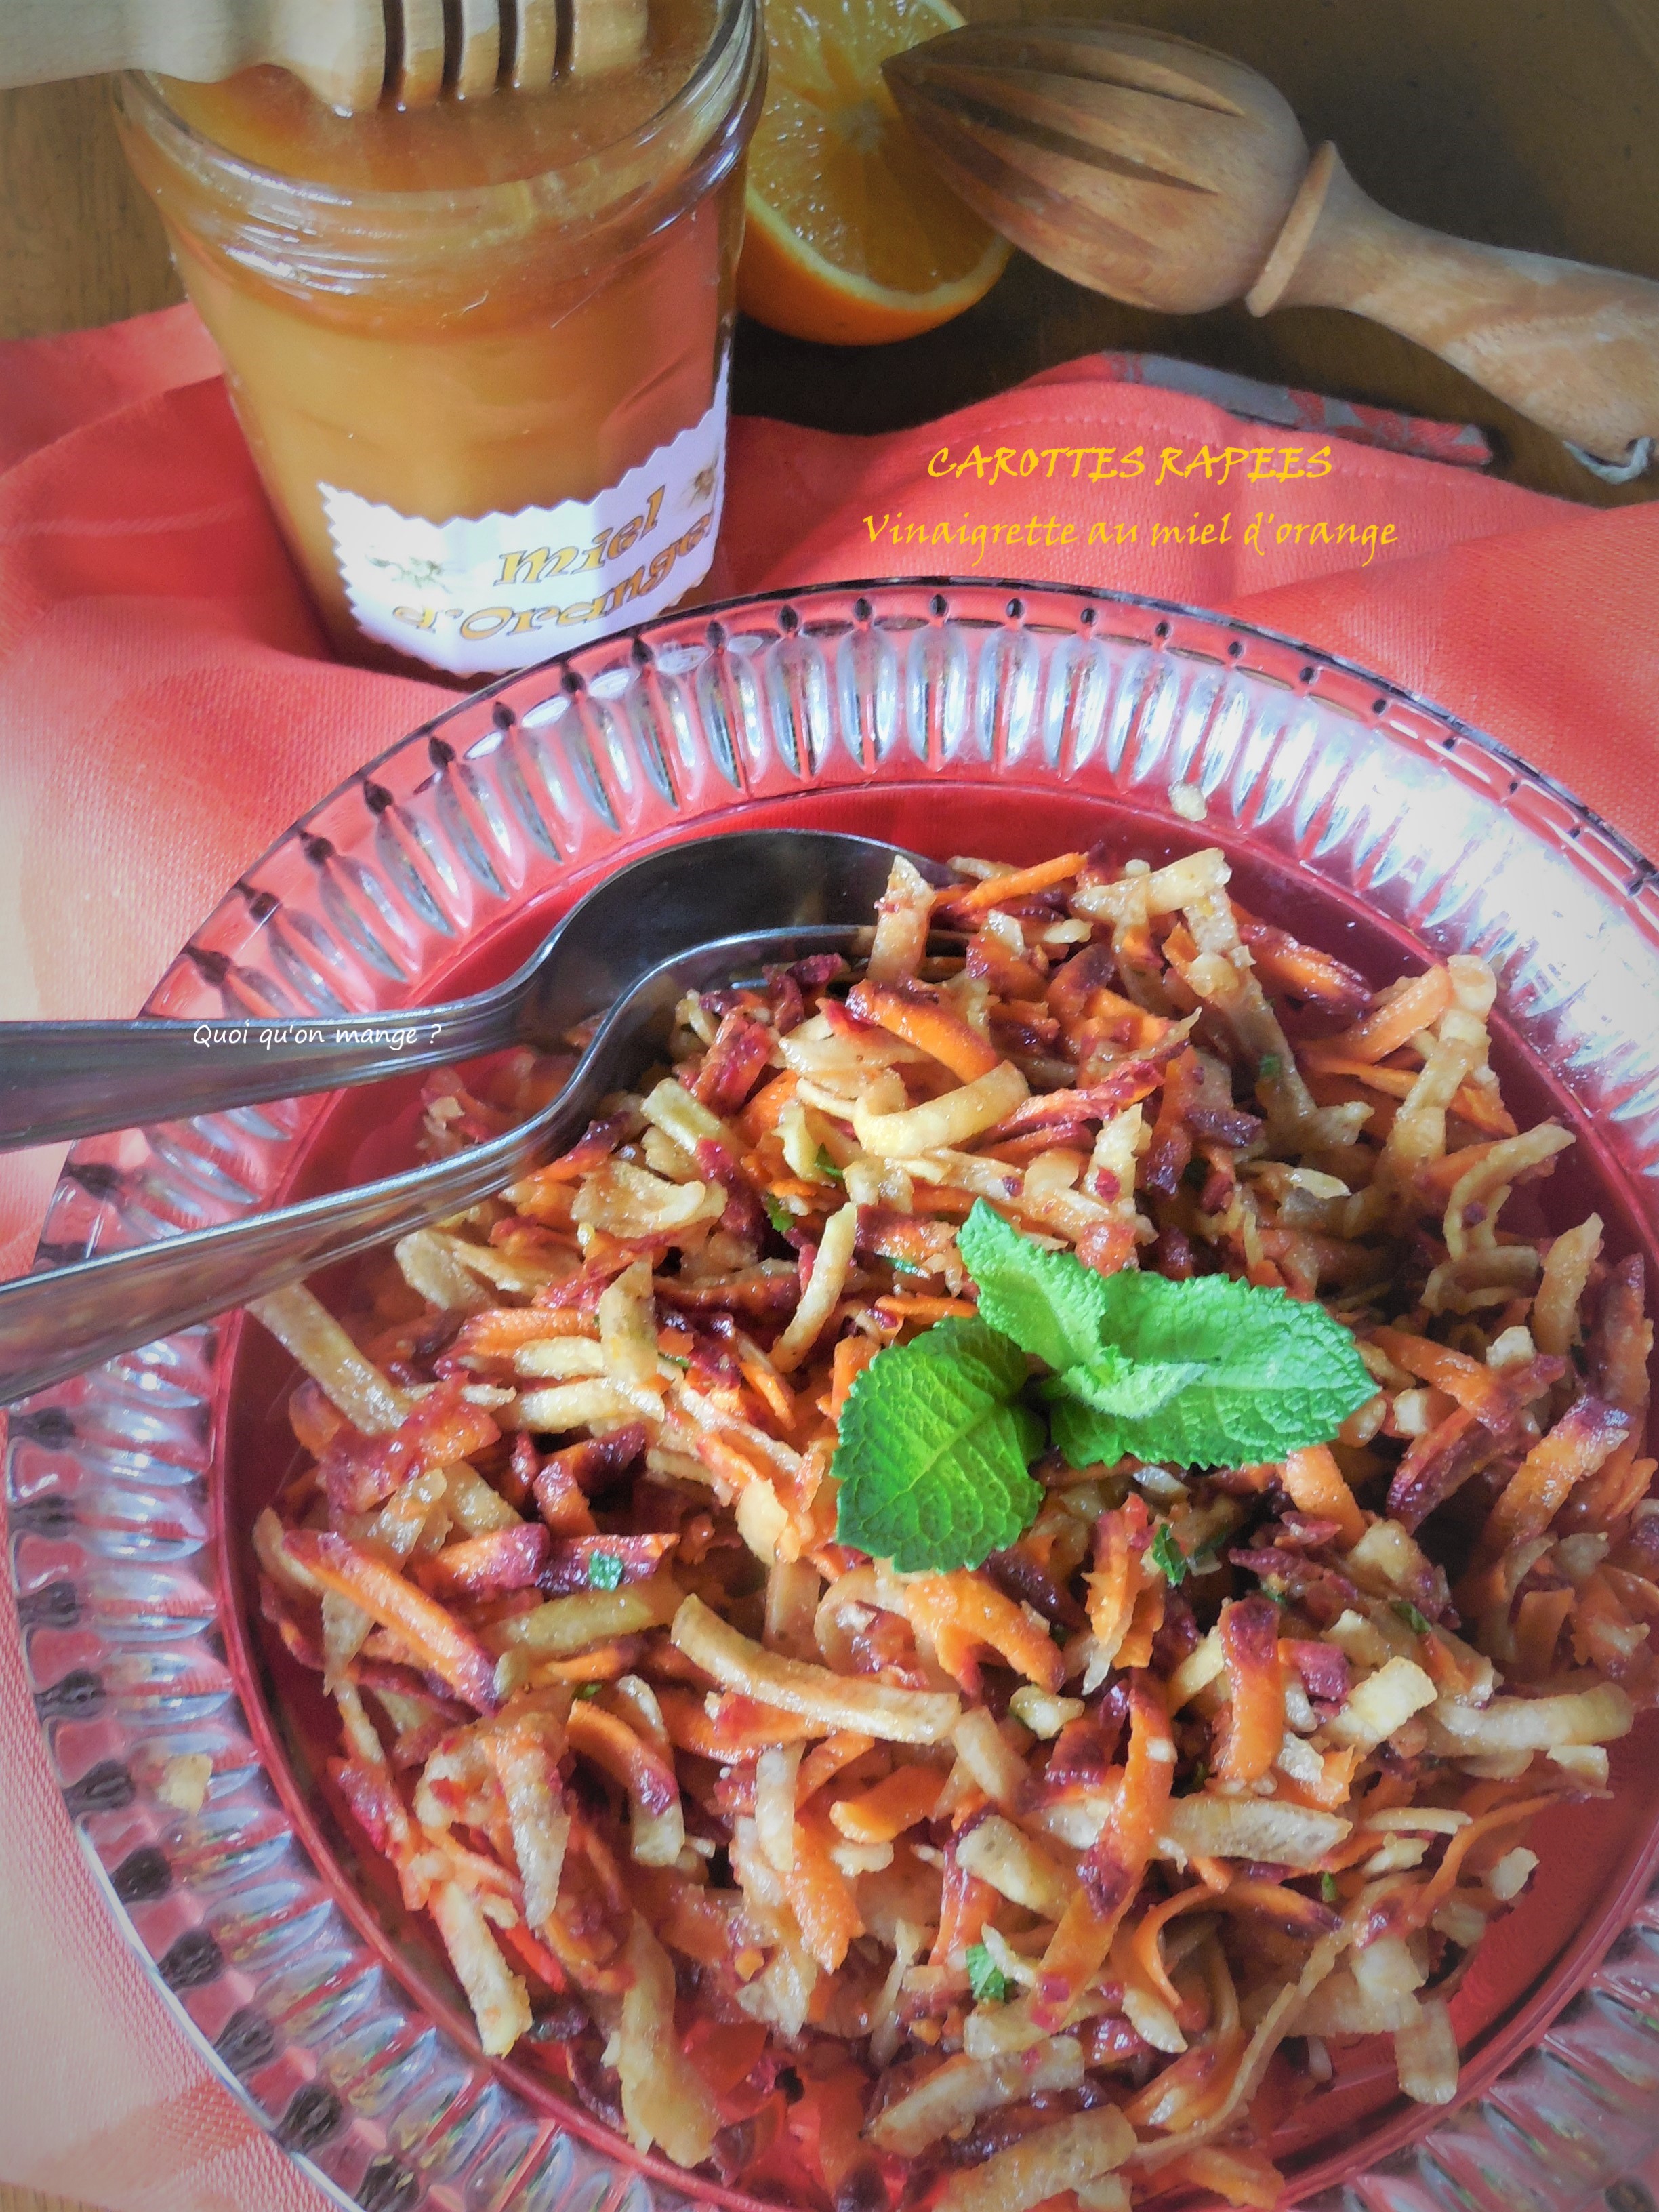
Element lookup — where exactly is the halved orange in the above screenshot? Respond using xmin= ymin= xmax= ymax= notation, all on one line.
xmin=738 ymin=0 xmax=1012 ymax=347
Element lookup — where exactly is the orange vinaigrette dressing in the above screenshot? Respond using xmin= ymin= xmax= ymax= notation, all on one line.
xmin=116 ymin=0 xmax=761 ymax=680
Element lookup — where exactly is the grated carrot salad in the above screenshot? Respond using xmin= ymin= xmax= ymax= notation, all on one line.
xmin=251 ymin=844 xmax=1654 ymax=2212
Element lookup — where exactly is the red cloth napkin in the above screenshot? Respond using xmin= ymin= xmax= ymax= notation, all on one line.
xmin=1 ymin=303 xmax=1656 ymax=2212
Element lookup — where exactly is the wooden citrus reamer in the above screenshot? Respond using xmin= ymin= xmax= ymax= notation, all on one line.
xmin=884 ymin=20 xmax=1659 ymax=466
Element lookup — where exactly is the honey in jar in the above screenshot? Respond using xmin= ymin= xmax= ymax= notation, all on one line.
xmin=116 ymin=0 xmax=762 ymax=680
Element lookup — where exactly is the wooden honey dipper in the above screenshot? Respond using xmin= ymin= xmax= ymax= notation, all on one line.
xmin=0 ymin=0 xmax=647 ymax=114
xmin=884 ymin=19 xmax=1659 ymax=466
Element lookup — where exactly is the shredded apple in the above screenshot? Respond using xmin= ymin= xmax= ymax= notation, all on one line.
xmin=252 ymin=844 xmax=1654 ymax=2209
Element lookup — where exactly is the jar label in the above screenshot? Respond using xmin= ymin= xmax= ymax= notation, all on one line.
xmin=319 ymin=367 xmax=728 ymax=677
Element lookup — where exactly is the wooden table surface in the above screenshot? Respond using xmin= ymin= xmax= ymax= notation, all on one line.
xmin=0 ymin=7 xmax=1656 ymax=2212
xmin=3 ymin=0 xmax=1658 ymax=505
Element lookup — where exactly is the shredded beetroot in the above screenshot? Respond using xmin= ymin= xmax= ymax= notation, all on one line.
xmin=693 ymin=1010 xmax=775 ymax=1113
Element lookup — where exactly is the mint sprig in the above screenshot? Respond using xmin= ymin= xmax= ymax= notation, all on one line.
xmin=834 ymin=1318 xmax=1043 ymax=1572
xmin=830 ymin=1204 xmax=1372 ymax=1574
xmin=963 ymin=1203 xmax=1372 ymax=1472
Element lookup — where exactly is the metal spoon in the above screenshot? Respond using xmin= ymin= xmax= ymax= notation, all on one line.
xmin=0 ymin=910 xmax=947 ymax=1407
xmin=0 ymin=830 xmax=946 ymax=1152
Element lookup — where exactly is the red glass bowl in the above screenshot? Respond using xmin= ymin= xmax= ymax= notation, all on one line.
xmin=9 ymin=580 xmax=1659 ymax=2212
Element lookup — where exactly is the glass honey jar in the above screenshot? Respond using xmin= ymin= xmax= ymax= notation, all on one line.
xmin=116 ymin=0 xmax=762 ymax=680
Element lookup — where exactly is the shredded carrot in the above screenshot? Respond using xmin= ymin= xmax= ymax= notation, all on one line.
xmin=657 ymin=1687 xmax=817 ymax=1762
xmin=932 ymin=1856 xmax=993 ymax=1967
xmin=1215 ymin=1598 xmax=1285 ymax=1784
xmin=1271 ymin=1746 xmax=1361 ymax=1812
xmin=902 ymin=1570 xmax=1066 ymax=1692
xmin=287 ymin=1530 xmax=499 ymax=1713
xmin=498 ymin=1920 xmax=567 ymax=1992
xmin=1317 ymin=1827 xmax=1399 ymax=1875
xmin=453 ymin=1306 xmax=594 ymax=1358
xmin=939 ymin=851 xmax=1088 ymax=916
xmin=1313 ymin=966 xmax=1453 ymax=1063
xmin=739 ymin=1071 xmax=798 ymax=1142
xmin=568 ymin=1700 xmax=678 ymax=1811
xmin=1299 ymin=1055 xmax=1515 ymax=1136
xmin=909 ymin=1185 xmax=979 ymax=1218
xmin=1131 ymin=1885 xmax=1214 ymax=2010
xmin=1483 ymin=1396 xmax=1633 ymax=1555
xmin=1574 ymin=1451 xmax=1659 ymax=1539
xmin=873 ymin=1294 xmax=978 ymax=1322
xmin=830 ymin=1765 xmax=945 ymax=1843
xmin=1414 ymin=1139 xmax=1507 ymax=1205
xmin=1115 ymin=1578 xmax=1166 ymax=1671
xmin=1122 ymin=2028 xmax=1244 ymax=2131
xmin=527 ymin=1641 xmax=638 ymax=1684
xmin=1036 ymin=1677 xmax=1174 ymax=2023
xmin=1410 ymin=1794 xmax=1565 ymax=1924
xmin=829 ymin=1334 xmax=880 ymax=1418
xmin=1086 ymin=1504 xmax=1137 ymax=1660
xmin=798 ymin=1732 xmax=876 ymax=1801
xmin=741 ymin=1358 xmax=798 ymax=1429
xmin=846 ymin=979 xmax=1002 ymax=1082
xmin=1583 ymin=1452 xmax=1658 ymax=1531
xmin=784 ymin=1808 xmax=865 ymax=1971
xmin=1280 ymin=1444 xmax=1366 ymax=1550
xmin=1371 ymin=1328 xmax=1514 ymax=1427
xmin=1069 ymin=986 xmax=1170 ymax=1052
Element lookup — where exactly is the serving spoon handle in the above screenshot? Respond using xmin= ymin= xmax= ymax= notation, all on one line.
xmin=0 ymin=924 xmax=862 ymax=1408
xmin=0 ymin=830 xmax=941 ymax=1154
xmin=0 ymin=1000 xmax=516 ymax=1154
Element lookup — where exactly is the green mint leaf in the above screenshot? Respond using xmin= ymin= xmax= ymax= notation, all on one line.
xmin=966 ymin=1944 xmax=1008 ymax=2004
xmin=815 ymin=1146 xmax=846 ymax=1184
xmin=574 ymin=1681 xmax=604 ymax=1700
xmin=960 ymin=1204 xmax=1370 ymax=1471
xmin=1150 ymin=1524 xmax=1189 ymax=1586
xmin=1046 ymin=1393 xmax=1129 ymax=1473
xmin=1259 ymin=1053 xmax=1284 ymax=1081
xmin=958 ymin=1202 xmax=1115 ymax=1374
xmin=1392 ymin=1599 xmax=1431 ymax=1635
xmin=1062 ymin=1270 xmax=1372 ymax=1469
xmin=1044 ymin=1352 xmax=1206 ymax=1421
xmin=587 ymin=1551 xmax=624 ymax=1591
xmin=1321 ymin=1872 xmax=1340 ymax=1904
xmin=832 ymin=1317 xmax=1043 ymax=1572
xmin=764 ymin=1193 xmax=794 ymax=1236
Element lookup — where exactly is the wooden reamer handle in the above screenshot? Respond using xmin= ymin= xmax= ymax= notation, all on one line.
xmin=1248 ymin=144 xmax=1659 ymax=461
